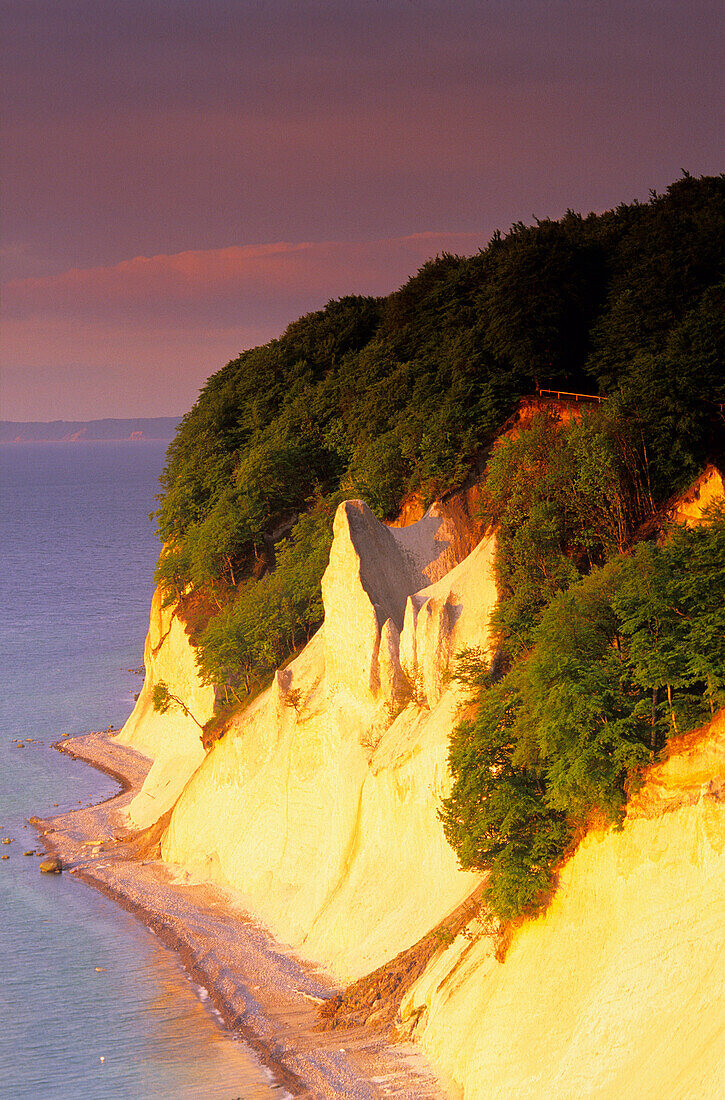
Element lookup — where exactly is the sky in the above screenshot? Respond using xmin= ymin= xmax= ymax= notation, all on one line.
xmin=1 ymin=0 xmax=723 ymax=421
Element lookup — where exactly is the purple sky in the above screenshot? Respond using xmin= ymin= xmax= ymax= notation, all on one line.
xmin=1 ymin=0 xmax=723 ymax=420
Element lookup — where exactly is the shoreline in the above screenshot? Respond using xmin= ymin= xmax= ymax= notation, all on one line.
xmin=35 ymin=732 xmax=447 ymax=1099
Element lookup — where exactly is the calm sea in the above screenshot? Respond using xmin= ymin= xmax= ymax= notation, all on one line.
xmin=0 ymin=442 xmax=280 ymax=1098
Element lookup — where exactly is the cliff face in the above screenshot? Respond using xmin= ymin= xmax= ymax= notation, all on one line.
xmin=159 ymin=499 xmax=494 ymax=980
xmin=402 ymin=714 xmax=725 ymax=1099
xmin=666 ymin=464 xmax=724 ymax=529
xmin=117 ymin=474 xmax=724 ymax=1095
xmin=116 ymin=585 xmax=214 ymax=828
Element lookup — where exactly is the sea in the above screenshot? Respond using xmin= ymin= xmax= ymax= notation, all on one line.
xmin=0 ymin=441 xmax=281 ymax=1098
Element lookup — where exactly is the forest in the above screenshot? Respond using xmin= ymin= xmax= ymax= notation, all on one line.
xmin=157 ymin=175 xmax=723 ymax=696
xmin=154 ymin=174 xmax=725 ymax=913
xmin=441 ymin=422 xmax=725 ymax=921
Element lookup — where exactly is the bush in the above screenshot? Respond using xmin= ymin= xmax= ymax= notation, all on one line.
xmin=442 ymin=508 xmax=725 ymax=923
xmin=196 ymin=493 xmax=343 ymax=700
xmin=152 ymin=175 xmax=725 ymax=717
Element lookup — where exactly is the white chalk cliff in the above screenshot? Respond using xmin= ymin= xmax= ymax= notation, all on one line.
xmin=402 ymin=713 xmax=725 ymax=1098
xmin=117 ymin=482 xmax=725 ymax=1098
xmin=158 ymin=498 xmax=494 ymax=979
xmin=116 ymin=584 xmax=214 ymax=828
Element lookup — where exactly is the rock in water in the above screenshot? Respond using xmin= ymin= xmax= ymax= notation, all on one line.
xmin=39 ymin=857 xmax=62 ymax=874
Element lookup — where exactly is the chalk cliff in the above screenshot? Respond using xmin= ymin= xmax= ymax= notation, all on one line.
xmin=666 ymin=463 xmax=724 ymax=529
xmin=116 ymin=585 xmax=214 ymax=828
xmin=116 ymin=475 xmax=725 ymax=1097
xmin=402 ymin=713 xmax=725 ymax=1098
xmin=158 ymin=498 xmax=495 ymax=980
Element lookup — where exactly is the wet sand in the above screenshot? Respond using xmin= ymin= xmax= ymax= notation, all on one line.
xmin=35 ymin=733 xmax=447 ymax=1099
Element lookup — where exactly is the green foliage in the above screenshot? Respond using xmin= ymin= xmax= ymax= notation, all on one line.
xmin=484 ymin=410 xmax=652 ymax=655
xmin=152 ymin=173 xmax=724 ymax=718
xmin=151 ymin=682 xmax=172 ymax=714
xmin=442 ymin=509 xmax=725 ymax=924
xmin=587 ymin=175 xmax=725 ymax=497
xmin=479 ymin=213 xmax=605 ymax=389
xmin=151 ymin=681 xmax=204 ymax=731
xmin=613 ymin=509 xmax=725 ymax=722
xmin=196 ymin=493 xmax=342 ymax=700
xmin=443 ymin=676 xmax=573 ymax=920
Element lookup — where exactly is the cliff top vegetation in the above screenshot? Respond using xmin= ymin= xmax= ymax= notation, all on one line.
xmin=442 ymin=434 xmax=725 ymax=922
xmin=154 ymin=173 xmax=724 ymax=721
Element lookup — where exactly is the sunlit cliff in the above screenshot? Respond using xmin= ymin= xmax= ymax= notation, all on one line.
xmin=116 ymin=465 xmax=725 ymax=1097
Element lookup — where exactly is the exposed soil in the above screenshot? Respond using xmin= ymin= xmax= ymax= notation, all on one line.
xmin=317 ymin=886 xmax=486 ymax=1035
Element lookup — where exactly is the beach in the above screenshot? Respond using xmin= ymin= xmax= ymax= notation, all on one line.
xmin=34 ymin=733 xmax=447 ymax=1099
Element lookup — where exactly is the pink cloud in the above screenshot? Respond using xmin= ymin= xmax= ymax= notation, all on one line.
xmin=3 ymin=232 xmax=487 ymax=322
xmin=0 ymin=232 xmax=489 ymax=419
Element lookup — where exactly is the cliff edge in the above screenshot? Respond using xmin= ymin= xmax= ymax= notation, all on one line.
xmin=115 ymin=585 xmax=214 ymax=828
xmin=114 ymin=474 xmax=725 ymax=1097
xmin=159 ymin=499 xmax=495 ymax=980
xmin=401 ymin=712 xmax=725 ymax=1099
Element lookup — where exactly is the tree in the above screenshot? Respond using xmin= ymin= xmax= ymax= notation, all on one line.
xmin=483 ymin=410 xmax=651 ymax=656
xmin=151 ymin=176 xmax=725 ymax=721
xmin=151 ymin=682 xmax=205 ymax=731
xmin=443 ymin=508 xmax=725 ymax=924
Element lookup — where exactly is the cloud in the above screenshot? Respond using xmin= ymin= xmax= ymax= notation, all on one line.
xmin=3 ymin=231 xmax=487 ymax=324
xmin=0 ymin=231 xmax=488 ymax=419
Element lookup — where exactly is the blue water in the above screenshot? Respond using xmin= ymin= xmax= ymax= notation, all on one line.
xmin=0 ymin=442 xmax=279 ymax=1098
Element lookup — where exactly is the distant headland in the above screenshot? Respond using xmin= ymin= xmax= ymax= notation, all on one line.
xmin=0 ymin=417 xmax=181 ymax=443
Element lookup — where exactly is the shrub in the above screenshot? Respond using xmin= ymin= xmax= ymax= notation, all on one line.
xmin=442 ymin=508 xmax=725 ymax=923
